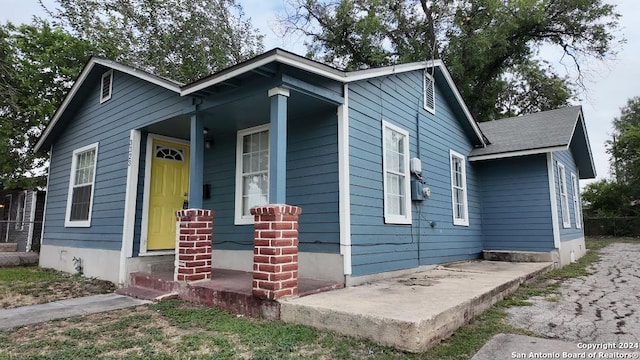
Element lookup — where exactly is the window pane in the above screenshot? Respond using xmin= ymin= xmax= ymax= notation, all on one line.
xmin=243 ymin=174 xmax=268 ymax=215
xmin=70 ymin=185 xmax=92 ymax=221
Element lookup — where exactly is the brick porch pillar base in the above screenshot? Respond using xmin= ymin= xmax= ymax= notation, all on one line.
xmin=175 ymin=209 xmax=214 ymax=282
xmin=251 ymin=204 xmax=301 ymax=300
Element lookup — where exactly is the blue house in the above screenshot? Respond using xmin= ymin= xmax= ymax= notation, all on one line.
xmin=34 ymin=49 xmax=595 ymax=286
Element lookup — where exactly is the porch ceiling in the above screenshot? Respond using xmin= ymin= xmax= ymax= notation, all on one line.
xmin=142 ymin=90 xmax=337 ymax=140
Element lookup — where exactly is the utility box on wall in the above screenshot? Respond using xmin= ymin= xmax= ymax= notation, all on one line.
xmin=411 ymin=179 xmax=424 ymax=201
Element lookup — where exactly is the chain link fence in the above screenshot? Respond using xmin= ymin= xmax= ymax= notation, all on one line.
xmin=584 ymin=216 xmax=640 ymax=237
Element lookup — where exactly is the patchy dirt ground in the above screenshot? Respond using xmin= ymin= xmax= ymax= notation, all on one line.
xmin=507 ymin=242 xmax=640 ymax=343
xmin=0 ymin=267 xmax=116 ymax=309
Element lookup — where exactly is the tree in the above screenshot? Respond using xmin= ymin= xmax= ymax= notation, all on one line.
xmin=581 ymin=179 xmax=630 ymax=217
xmin=281 ymin=0 xmax=621 ymax=121
xmin=45 ymin=0 xmax=265 ymax=83
xmin=609 ymin=97 xmax=640 ymax=199
xmin=0 ymin=21 xmax=97 ymax=188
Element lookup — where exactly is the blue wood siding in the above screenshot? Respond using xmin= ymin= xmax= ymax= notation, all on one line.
xmin=553 ymin=150 xmax=584 ymax=241
xmin=202 ymin=108 xmax=340 ymax=253
xmin=477 ymin=155 xmax=555 ymax=251
xmin=43 ymin=71 xmax=187 ymax=250
xmin=348 ymin=71 xmax=483 ymax=277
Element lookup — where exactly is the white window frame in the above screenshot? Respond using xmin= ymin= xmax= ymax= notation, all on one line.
xmin=15 ymin=190 xmax=27 ymax=231
xmin=382 ymin=121 xmax=412 ymax=224
xmin=571 ymin=173 xmax=582 ymax=229
xmin=100 ymin=70 xmax=113 ymax=103
xmin=557 ymin=163 xmax=571 ymax=228
xmin=423 ymin=70 xmax=435 ymax=114
xmin=65 ymin=142 xmax=99 ymax=227
xmin=235 ymin=124 xmax=270 ymax=225
xmin=450 ymin=149 xmax=469 ymax=226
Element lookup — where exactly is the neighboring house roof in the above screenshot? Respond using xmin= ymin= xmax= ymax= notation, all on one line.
xmin=469 ymin=106 xmax=596 ymax=179
xmin=35 ymin=48 xmax=486 ymax=153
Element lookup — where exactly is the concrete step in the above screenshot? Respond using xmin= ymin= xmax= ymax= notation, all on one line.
xmin=0 ymin=243 xmax=18 ymax=252
xmin=129 ymin=272 xmax=178 ymax=293
xmin=115 ymin=286 xmax=178 ymax=302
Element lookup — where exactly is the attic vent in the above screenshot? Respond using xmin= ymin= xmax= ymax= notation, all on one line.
xmin=100 ymin=70 xmax=113 ymax=103
xmin=423 ymin=71 xmax=435 ymax=113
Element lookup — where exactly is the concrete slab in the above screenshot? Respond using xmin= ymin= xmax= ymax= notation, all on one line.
xmin=280 ymin=260 xmax=553 ymax=353
xmin=472 ymin=334 xmax=640 ymax=360
xmin=0 ymin=293 xmax=150 ymax=330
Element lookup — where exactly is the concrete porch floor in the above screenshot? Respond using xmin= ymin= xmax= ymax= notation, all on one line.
xmin=279 ymin=260 xmax=553 ymax=353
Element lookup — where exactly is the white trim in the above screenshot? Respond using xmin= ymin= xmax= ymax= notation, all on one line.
xmin=268 ymin=87 xmax=290 ymax=98
xmin=346 ymin=62 xmax=432 ymax=82
xmin=567 ymin=110 xmax=597 ymax=178
xmin=140 ymin=134 xmax=190 ymax=255
xmin=26 ymin=191 xmax=37 ymax=251
xmin=469 ymin=145 xmax=569 ymax=162
xmin=557 ymin=162 xmax=571 ymax=228
xmin=338 ymin=84 xmax=352 ymax=276
xmin=423 ymin=71 xmax=435 ymax=114
xmin=15 ymin=190 xmax=27 ymax=231
xmin=382 ymin=120 xmax=412 ymax=225
xmin=34 ymin=58 xmax=181 ymax=153
xmin=64 ymin=142 xmax=99 ymax=228
xmin=99 ymin=70 xmax=113 ymax=103
xmin=119 ymin=130 xmax=141 ymax=285
xmin=3 ymin=194 xmax=12 ymax=242
xmin=234 ymin=124 xmax=270 ymax=225
xmin=40 ymin=145 xmax=52 ymax=247
xmin=450 ymin=149 xmax=469 ymax=226
xmin=571 ymin=173 xmax=582 ymax=229
xmin=547 ymin=153 xmax=560 ymax=249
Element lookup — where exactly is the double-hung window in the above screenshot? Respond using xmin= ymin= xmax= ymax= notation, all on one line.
xmin=571 ymin=173 xmax=582 ymax=229
xmin=450 ymin=150 xmax=469 ymax=226
xmin=65 ymin=143 xmax=98 ymax=227
xmin=557 ymin=163 xmax=571 ymax=228
xmin=235 ymin=124 xmax=270 ymax=224
xmin=382 ymin=121 xmax=411 ymax=224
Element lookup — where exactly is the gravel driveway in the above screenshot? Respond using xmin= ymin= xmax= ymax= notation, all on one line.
xmin=507 ymin=242 xmax=640 ymax=344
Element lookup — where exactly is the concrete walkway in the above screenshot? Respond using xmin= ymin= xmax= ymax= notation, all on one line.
xmin=0 ymin=293 xmax=150 ymax=330
xmin=280 ymin=260 xmax=553 ymax=353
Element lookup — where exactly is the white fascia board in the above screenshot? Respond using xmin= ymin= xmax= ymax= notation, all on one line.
xmin=181 ymin=53 xmax=348 ymax=95
xmin=34 ymin=58 xmax=182 ymax=153
xmin=567 ymin=109 xmax=597 ymax=178
xmin=468 ymin=145 xmax=569 ymax=162
xmin=95 ymin=59 xmax=182 ymax=93
xmin=34 ymin=60 xmax=97 ymax=152
xmin=344 ymin=62 xmax=431 ymax=82
xmin=434 ymin=60 xmax=486 ymax=147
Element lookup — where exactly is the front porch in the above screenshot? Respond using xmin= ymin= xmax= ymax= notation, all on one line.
xmin=117 ymin=268 xmax=343 ymax=320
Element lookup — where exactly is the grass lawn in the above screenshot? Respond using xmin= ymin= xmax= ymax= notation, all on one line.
xmin=0 ymin=267 xmax=115 ymax=309
xmin=0 ymin=237 xmax=635 ymax=359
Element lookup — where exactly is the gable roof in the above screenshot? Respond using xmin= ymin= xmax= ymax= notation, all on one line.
xmin=34 ymin=57 xmax=182 ymax=152
xmin=468 ymin=106 xmax=596 ymax=179
xmin=35 ymin=48 xmax=486 ymax=152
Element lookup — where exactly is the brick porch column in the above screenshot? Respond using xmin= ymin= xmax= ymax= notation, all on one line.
xmin=251 ymin=204 xmax=301 ymax=300
xmin=175 ymin=209 xmax=214 ymax=282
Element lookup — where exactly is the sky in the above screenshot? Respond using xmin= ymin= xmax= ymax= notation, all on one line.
xmin=3 ymin=0 xmax=639 ymax=186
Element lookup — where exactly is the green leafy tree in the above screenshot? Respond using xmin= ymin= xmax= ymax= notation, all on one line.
xmin=609 ymin=97 xmax=640 ymax=199
xmin=581 ymin=180 xmax=631 ymax=217
xmin=45 ymin=0 xmax=265 ymax=83
xmin=0 ymin=21 xmax=96 ymax=188
xmin=281 ymin=0 xmax=621 ymax=121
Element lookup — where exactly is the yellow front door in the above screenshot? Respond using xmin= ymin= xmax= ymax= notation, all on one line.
xmin=147 ymin=138 xmax=190 ymax=250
